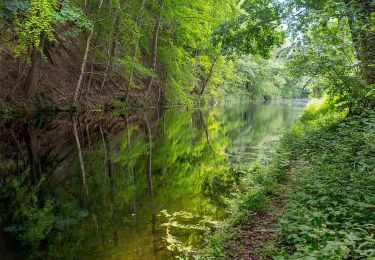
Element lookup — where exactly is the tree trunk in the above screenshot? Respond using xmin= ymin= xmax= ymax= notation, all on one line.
xmin=127 ymin=0 xmax=147 ymax=94
xmin=147 ymin=0 xmax=166 ymax=93
xmin=74 ymin=28 xmax=94 ymax=107
xmin=85 ymin=32 xmax=101 ymax=97
xmin=25 ymin=46 xmax=42 ymax=99
xmin=200 ymin=57 xmax=219 ymax=97
xmin=357 ymin=0 xmax=375 ymax=85
xmin=344 ymin=0 xmax=375 ymax=85
xmin=100 ymin=5 xmax=120 ymax=90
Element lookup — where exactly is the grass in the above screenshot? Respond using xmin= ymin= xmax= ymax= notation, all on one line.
xmin=204 ymin=99 xmax=375 ymax=259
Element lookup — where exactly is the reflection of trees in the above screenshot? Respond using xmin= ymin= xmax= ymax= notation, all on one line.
xmin=198 ymin=109 xmax=213 ymax=150
xmin=24 ymin=125 xmax=41 ymax=184
xmin=220 ymin=103 xmax=301 ymax=166
xmin=144 ymin=114 xmax=158 ymax=256
xmin=100 ymin=124 xmax=118 ymax=245
xmin=0 ymin=114 xmax=144 ymax=258
xmin=0 ymin=125 xmax=54 ymax=258
xmin=73 ymin=117 xmax=88 ymax=196
xmin=147 ymin=109 xmax=234 ymax=256
xmin=0 ymin=102 xmax=302 ymax=258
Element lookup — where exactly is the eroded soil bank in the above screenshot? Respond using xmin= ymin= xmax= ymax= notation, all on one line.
xmin=0 ymin=41 xmax=162 ymax=113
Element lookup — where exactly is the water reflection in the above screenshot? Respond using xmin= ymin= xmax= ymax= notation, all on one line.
xmin=0 ymin=101 xmax=305 ymax=259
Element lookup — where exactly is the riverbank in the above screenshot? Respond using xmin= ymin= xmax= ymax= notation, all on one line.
xmin=0 ymin=98 xmax=309 ymax=122
xmin=205 ymin=100 xmax=375 ymax=258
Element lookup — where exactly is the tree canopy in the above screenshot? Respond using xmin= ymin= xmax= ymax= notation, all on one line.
xmin=0 ymin=0 xmax=373 ymax=109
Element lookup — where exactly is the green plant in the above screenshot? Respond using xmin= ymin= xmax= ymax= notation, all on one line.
xmin=276 ymin=106 xmax=375 ymax=258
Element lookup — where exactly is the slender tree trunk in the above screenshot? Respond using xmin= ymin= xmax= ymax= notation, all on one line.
xmin=127 ymin=0 xmax=147 ymax=95
xmin=147 ymin=0 xmax=166 ymax=93
xmin=200 ymin=57 xmax=218 ymax=97
xmin=85 ymin=31 xmax=101 ymax=97
xmin=74 ymin=28 xmax=94 ymax=107
xmin=92 ymin=213 xmax=99 ymax=239
xmin=100 ymin=126 xmax=117 ymax=245
xmin=100 ymin=2 xmax=120 ymax=91
xmin=74 ymin=0 xmax=105 ymax=106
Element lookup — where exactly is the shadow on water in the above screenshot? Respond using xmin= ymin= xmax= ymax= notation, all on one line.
xmin=0 ymin=101 xmax=305 ymax=259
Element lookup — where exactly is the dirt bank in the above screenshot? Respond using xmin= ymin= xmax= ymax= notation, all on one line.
xmin=0 ymin=38 xmax=161 ymax=111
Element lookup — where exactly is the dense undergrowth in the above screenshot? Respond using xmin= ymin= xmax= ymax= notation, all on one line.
xmin=277 ymin=103 xmax=375 ymax=258
xmin=205 ymin=99 xmax=375 ymax=259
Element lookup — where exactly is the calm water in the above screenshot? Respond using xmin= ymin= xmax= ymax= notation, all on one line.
xmin=0 ymin=101 xmax=306 ymax=259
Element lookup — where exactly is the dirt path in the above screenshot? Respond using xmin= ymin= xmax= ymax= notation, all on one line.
xmin=223 ymin=198 xmax=284 ymax=259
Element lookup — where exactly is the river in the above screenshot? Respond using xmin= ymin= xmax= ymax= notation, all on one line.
xmin=0 ymin=100 xmax=307 ymax=259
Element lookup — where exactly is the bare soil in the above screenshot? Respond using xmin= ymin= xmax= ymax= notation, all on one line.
xmin=224 ymin=199 xmax=284 ymax=260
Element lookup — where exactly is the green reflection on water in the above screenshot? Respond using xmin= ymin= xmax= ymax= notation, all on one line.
xmin=0 ymin=101 xmax=304 ymax=259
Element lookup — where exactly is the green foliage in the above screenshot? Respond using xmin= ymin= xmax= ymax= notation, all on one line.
xmin=4 ymin=0 xmax=91 ymax=61
xmin=276 ymin=105 xmax=375 ymax=258
xmin=0 ymin=105 xmax=17 ymax=120
xmin=223 ymin=44 xmax=311 ymax=100
xmin=52 ymin=0 xmax=92 ymax=36
xmin=0 ymin=170 xmax=54 ymax=251
xmin=213 ymin=0 xmax=284 ymax=58
xmin=283 ymin=0 xmax=375 ymax=109
xmin=1 ymin=0 xmax=305 ymax=103
xmin=2 ymin=0 xmax=373 ymax=105
xmin=0 ymin=0 xmax=29 ymax=24
xmin=0 ymin=102 xmax=303 ymax=258
xmin=204 ymin=100 xmax=375 ymax=258
xmin=164 ymin=79 xmax=194 ymax=106
xmin=203 ymin=121 xmax=300 ymax=258
xmin=203 ymin=157 xmax=287 ymax=258
xmin=156 ymin=0 xmax=239 ymax=104
xmin=234 ymin=55 xmax=283 ymax=99
xmin=299 ymin=98 xmax=341 ymax=123
xmin=117 ymin=57 xmax=156 ymax=78
xmin=14 ymin=0 xmax=58 ymax=59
